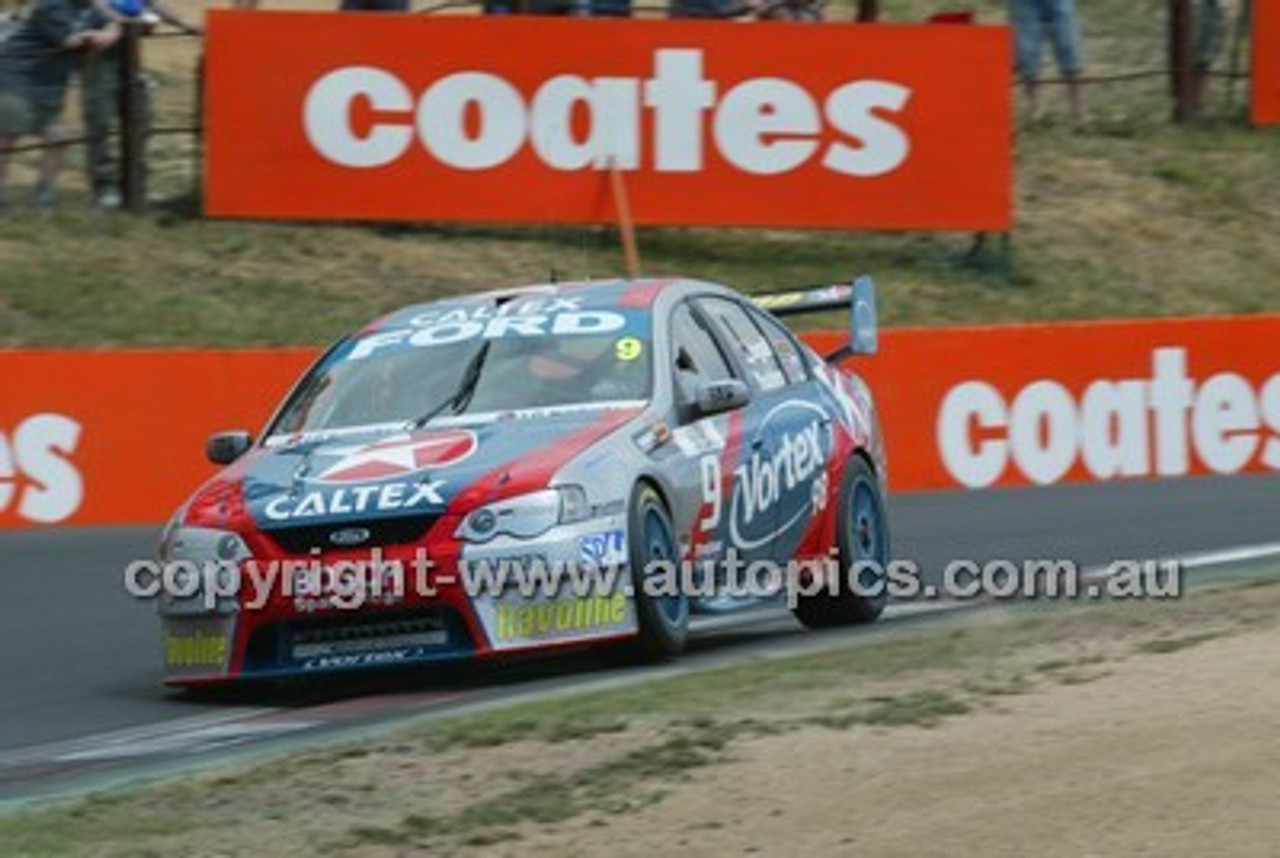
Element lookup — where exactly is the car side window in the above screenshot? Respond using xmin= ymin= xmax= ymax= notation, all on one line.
xmin=747 ymin=307 xmax=808 ymax=385
xmin=670 ymin=302 xmax=734 ymax=402
xmin=696 ymin=297 xmax=787 ymax=393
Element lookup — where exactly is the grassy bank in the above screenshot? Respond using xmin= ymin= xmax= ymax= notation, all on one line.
xmin=3 ymin=116 xmax=1277 ymax=348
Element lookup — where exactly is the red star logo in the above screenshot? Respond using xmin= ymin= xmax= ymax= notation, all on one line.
xmin=314 ymin=431 xmax=477 ymax=484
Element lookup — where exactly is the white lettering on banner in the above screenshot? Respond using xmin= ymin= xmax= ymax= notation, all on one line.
xmin=303 ymin=49 xmax=912 ymax=177
xmin=0 ymin=414 xmax=84 ymax=524
xmin=938 ymin=347 xmax=1280 ymax=488
xmin=303 ymin=67 xmax=414 ymax=169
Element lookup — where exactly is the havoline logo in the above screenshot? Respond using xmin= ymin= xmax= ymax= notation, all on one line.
xmin=729 ymin=400 xmax=831 ymax=550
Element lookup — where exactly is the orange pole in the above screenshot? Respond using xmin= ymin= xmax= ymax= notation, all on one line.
xmin=609 ymin=160 xmax=641 ymax=279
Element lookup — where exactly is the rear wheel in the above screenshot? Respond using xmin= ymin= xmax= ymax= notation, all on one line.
xmin=792 ymin=455 xmax=890 ymax=628
xmin=624 ymin=482 xmax=689 ymax=660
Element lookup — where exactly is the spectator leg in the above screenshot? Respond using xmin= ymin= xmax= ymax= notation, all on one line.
xmin=1013 ymin=0 xmax=1045 ymax=121
xmin=1066 ymin=73 xmax=1085 ymax=124
xmin=34 ymin=123 xmax=67 ymax=207
xmin=1049 ymin=0 xmax=1086 ymax=123
xmin=83 ymin=49 xmax=121 ymax=205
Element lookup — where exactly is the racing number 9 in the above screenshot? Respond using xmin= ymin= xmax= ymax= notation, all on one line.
xmin=615 ymin=337 xmax=643 ymax=362
xmin=699 ymin=455 xmax=722 ymax=532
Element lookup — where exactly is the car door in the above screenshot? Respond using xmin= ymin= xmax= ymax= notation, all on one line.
xmin=695 ymin=297 xmax=836 ymax=567
xmin=664 ymin=300 xmax=742 ymax=589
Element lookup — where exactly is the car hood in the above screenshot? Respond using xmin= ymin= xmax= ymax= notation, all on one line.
xmin=240 ymin=406 xmax=641 ymax=531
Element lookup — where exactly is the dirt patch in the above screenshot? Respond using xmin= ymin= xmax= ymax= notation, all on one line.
xmin=520 ymin=622 xmax=1280 ymax=857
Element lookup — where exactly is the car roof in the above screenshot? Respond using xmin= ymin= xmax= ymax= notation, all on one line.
xmin=362 ymin=277 xmax=738 ymax=334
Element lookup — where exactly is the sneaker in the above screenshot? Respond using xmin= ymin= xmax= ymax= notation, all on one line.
xmin=97 ymin=189 xmax=123 ymax=209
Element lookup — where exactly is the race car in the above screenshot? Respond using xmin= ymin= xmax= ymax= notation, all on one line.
xmin=156 ymin=276 xmax=889 ymax=684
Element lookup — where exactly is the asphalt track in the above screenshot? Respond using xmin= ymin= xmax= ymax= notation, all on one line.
xmin=1 ymin=474 xmax=1277 ymax=803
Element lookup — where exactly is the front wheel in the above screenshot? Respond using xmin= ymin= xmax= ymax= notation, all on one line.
xmin=623 ymin=482 xmax=689 ymax=660
xmin=792 ymin=455 xmax=890 ymax=628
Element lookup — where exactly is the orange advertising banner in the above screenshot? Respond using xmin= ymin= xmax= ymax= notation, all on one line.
xmin=204 ymin=13 xmax=1013 ymax=231
xmin=1256 ymin=0 xmax=1280 ymax=124
xmin=808 ymin=315 xmax=1280 ymax=492
xmin=2 ymin=315 xmax=1278 ymax=527
xmin=0 ymin=351 xmax=313 ymax=528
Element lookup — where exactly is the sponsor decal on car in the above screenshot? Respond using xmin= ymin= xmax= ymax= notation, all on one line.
xmin=471 ymin=588 xmax=638 ymax=650
xmin=579 ymin=529 xmax=627 ymax=569
xmin=300 ymin=650 xmax=419 ymax=671
xmin=349 ymin=299 xmax=631 ymax=359
xmin=164 ymin=629 xmax=229 ymax=670
xmin=262 ymin=480 xmax=445 ymax=522
xmin=311 ymin=432 xmax=477 ymax=482
xmin=672 ymin=419 xmax=726 ymax=458
xmin=290 ymin=561 xmax=405 ymax=613
xmin=729 ymin=400 xmax=832 ymax=550
xmin=818 ymin=363 xmax=869 ymax=434
xmin=492 ymin=592 xmax=630 ymax=644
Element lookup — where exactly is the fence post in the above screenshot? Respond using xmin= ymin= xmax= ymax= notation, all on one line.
xmin=856 ymin=0 xmax=878 ymax=22
xmin=1170 ymin=0 xmax=1197 ymax=122
xmin=193 ymin=52 xmax=204 ymax=205
xmin=119 ymin=20 xmax=146 ymax=212
xmin=1226 ymin=0 xmax=1253 ymax=113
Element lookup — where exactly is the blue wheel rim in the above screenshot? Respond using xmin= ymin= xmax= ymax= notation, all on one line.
xmin=851 ymin=478 xmax=888 ymax=594
xmin=642 ymin=505 xmax=688 ymax=629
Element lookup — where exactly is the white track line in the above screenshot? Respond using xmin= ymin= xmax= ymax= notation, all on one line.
xmin=1167 ymin=542 xmax=1280 ymax=569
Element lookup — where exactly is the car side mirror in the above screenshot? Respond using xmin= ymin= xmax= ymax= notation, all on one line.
xmin=206 ymin=430 xmax=253 ymax=466
xmin=695 ymin=379 xmax=751 ymax=417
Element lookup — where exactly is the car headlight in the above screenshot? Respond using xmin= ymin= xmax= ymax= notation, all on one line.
xmin=455 ymin=486 xmax=590 ymax=543
xmin=157 ymin=525 xmax=252 ymax=616
xmin=160 ymin=525 xmax=251 ymax=566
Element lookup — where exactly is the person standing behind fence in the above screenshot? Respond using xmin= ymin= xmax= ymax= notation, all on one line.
xmin=0 ymin=0 xmax=118 ymax=209
xmin=668 ymin=0 xmax=754 ymax=18
xmin=1 ymin=2 xmax=22 ymax=42
xmin=1191 ymin=0 xmax=1223 ymax=110
xmin=81 ymin=0 xmax=201 ymax=208
xmin=338 ymin=0 xmax=409 ymax=11
xmin=1010 ymin=0 xmax=1085 ymax=123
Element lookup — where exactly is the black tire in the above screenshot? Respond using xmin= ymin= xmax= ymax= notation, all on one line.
xmin=622 ymin=482 xmax=689 ymax=660
xmin=792 ymin=455 xmax=890 ymax=628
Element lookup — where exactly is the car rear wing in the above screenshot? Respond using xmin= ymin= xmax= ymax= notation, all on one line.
xmin=751 ymin=276 xmax=878 ymax=363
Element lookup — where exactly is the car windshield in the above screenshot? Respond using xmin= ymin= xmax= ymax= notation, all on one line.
xmin=268 ymin=302 xmax=653 ymax=438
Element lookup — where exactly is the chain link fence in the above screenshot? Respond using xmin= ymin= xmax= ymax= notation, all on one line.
xmin=0 ymin=0 xmax=1261 ymax=215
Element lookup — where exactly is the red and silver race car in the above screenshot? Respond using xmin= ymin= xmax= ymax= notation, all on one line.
xmin=157 ymin=276 xmax=888 ymax=684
